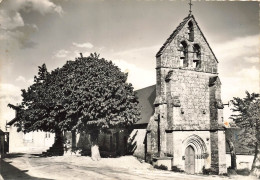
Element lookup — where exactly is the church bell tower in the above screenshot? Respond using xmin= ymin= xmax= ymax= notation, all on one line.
xmin=146 ymin=6 xmax=227 ymax=174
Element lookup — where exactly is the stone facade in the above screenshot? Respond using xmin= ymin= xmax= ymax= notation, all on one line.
xmin=147 ymin=14 xmax=227 ymax=174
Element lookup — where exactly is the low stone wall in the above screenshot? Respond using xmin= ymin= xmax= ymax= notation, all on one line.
xmin=226 ymin=154 xmax=254 ymax=170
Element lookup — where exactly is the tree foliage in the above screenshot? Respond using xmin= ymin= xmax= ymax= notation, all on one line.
xmin=230 ymin=91 xmax=260 ymax=176
xmin=8 ymin=53 xmax=141 ymax=135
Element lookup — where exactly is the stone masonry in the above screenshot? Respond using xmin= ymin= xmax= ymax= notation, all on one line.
xmin=147 ymin=14 xmax=227 ymax=174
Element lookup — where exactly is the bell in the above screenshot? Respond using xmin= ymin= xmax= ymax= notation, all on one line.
xmin=194 ymin=52 xmax=200 ymax=61
xmin=193 ymin=59 xmax=200 ymax=68
xmin=178 ymin=45 xmax=184 ymax=51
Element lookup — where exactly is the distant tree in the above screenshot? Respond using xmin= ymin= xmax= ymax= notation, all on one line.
xmin=8 ymin=53 xmax=141 ymax=158
xmin=230 ymin=91 xmax=260 ymax=177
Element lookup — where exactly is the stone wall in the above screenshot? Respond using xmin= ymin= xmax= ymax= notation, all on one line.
xmin=172 ymin=131 xmax=211 ymax=173
xmin=218 ymin=130 xmax=227 ymax=174
xmin=167 ymin=70 xmax=213 ymax=130
xmin=155 ymin=68 xmax=223 ymax=131
xmin=157 ymin=18 xmax=218 ymax=73
xmin=210 ymin=131 xmax=219 ymax=172
xmin=147 ymin=115 xmax=159 ymax=159
xmin=226 ymin=154 xmax=254 ymax=170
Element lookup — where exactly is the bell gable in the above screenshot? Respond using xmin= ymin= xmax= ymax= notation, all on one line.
xmin=156 ymin=15 xmax=218 ymax=74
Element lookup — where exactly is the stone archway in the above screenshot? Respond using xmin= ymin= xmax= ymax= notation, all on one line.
xmin=182 ymin=134 xmax=208 ymax=174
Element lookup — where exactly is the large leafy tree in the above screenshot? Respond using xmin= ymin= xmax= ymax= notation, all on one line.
xmin=9 ymin=53 xmax=141 ymax=157
xmin=230 ymin=91 xmax=260 ymax=177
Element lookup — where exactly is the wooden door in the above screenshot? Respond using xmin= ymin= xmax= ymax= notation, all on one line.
xmin=185 ymin=146 xmax=195 ymax=174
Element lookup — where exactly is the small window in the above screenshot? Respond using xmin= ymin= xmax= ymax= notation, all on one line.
xmin=188 ymin=21 xmax=194 ymax=42
xmin=45 ymin=132 xmax=51 ymax=138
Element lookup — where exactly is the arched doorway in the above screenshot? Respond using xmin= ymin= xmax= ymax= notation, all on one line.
xmin=185 ymin=145 xmax=195 ymax=174
xmin=182 ymin=134 xmax=207 ymax=174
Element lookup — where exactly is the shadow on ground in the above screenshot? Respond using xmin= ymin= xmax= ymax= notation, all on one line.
xmin=0 ymin=159 xmax=53 ymax=180
xmin=3 ymin=153 xmax=25 ymax=159
xmin=29 ymin=153 xmax=47 ymax=158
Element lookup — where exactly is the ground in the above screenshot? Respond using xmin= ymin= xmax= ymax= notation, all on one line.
xmin=0 ymin=152 xmax=257 ymax=180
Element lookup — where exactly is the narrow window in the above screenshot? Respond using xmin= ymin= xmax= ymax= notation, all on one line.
xmin=179 ymin=41 xmax=188 ymax=67
xmin=193 ymin=44 xmax=201 ymax=69
xmin=188 ymin=21 xmax=194 ymax=42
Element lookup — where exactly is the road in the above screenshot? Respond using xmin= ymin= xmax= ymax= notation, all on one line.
xmin=0 ymin=153 xmax=256 ymax=180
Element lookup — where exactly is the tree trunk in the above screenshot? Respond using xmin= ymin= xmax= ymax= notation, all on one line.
xmin=251 ymin=142 xmax=260 ymax=177
xmin=53 ymin=130 xmax=64 ymax=156
xmin=72 ymin=130 xmax=76 ymax=152
xmin=90 ymin=131 xmax=101 ymax=161
xmin=227 ymin=139 xmax=237 ymax=170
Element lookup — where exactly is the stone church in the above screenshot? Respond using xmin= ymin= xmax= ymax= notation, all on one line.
xmin=72 ymin=12 xmax=228 ymax=174
xmin=6 ymin=10 xmax=227 ymax=175
xmin=138 ymin=13 xmax=227 ymax=174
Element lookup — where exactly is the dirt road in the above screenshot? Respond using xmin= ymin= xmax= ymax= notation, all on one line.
xmin=0 ymin=153 xmax=256 ymax=180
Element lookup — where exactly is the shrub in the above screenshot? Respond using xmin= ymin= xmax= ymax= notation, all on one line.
xmin=236 ymin=168 xmax=250 ymax=176
xmin=172 ymin=166 xmax=184 ymax=172
xmin=227 ymin=167 xmax=237 ymax=175
xmin=80 ymin=149 xmax=91 ymax=156
xmin=154 ymin=164 xmax=168 ymax=170
xmin=202 ymin=166 xmax=218 ymax=175
xmin=99 ymin=151 xmax=118 ymax=158
xmin=145 ymin=153 xmax=152 ymax=164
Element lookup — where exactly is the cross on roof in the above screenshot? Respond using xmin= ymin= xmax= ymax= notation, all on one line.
xmin=189 ymin=0 xmax=193 ymax=15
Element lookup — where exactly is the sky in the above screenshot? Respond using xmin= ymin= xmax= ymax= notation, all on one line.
xmin=0 ymin=0 xmax=259 ymax=129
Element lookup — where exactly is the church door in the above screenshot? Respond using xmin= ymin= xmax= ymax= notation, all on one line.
xmin=185 ymin=146 xmax=195 ymax=174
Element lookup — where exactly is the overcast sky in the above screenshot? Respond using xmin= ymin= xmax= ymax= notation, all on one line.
xmin=0 ymin=0 xmax=259 ymax=129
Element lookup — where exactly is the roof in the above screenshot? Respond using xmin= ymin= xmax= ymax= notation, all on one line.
xmin=156 ymin=14 xmax=219 ymax=63
xmin=156 ymin=15 xmax=190 ymax=58
xmin=135 ymin=85 xmax=156 ymax=125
